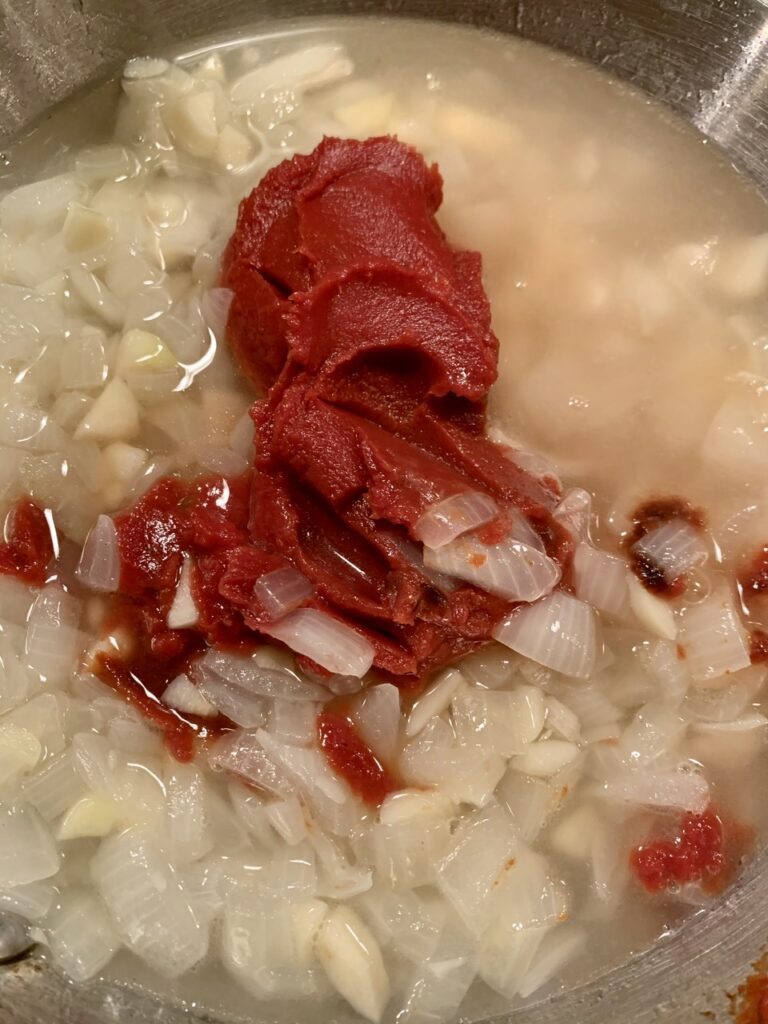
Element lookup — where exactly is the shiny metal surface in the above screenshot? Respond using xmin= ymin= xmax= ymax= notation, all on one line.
xmin=1 ymin=0 xmax=768 ymax=1021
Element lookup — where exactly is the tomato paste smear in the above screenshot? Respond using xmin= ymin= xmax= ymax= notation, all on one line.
xmin=630 ymin=808 xmax=725 ymax=894
xmin=625 ymin=497 xmax=706 ymax=599
xmin=6 ymin=137 xmax=580 ymax=783
xmin=0 ymin=497 xmax=54 ymax=586
xmin=317 ymin=709 xmax=399 ymax=805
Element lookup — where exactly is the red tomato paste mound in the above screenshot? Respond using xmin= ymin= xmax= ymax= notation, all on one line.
xmin=7 ymin=138 xmax=577 ymax=766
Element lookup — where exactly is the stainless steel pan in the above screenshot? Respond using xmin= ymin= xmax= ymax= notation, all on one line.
xmin=1 ymin=1 xmax=767 ymax=1020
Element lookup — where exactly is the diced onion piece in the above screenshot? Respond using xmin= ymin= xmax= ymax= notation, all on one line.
xmin=162 ymin=675 xmax=216 ymax=717
xmin=164 ymin=90 xmax=219 ymax=157
xmin=425 ymin=535 xmax=560 ymax=602
xmin=262 ymin=608 xmax=373 ymax=678
xmin=256 ymin=729 xmax=349 ymax=805
xmin=123 ymin=56 xmax=170 ymax=80
xmin=62 ymin=203 xmax=110 ymax=252
xmin=633 ymin=521 xmax=707 ymax=582
xmin=414 ymin=491 xmax=498 ymax=549
xmin=436 ymin=803 xmax=518 ymax=934
xmin=76 ymin=514 xmax=120 ymax=592
xmin=509 ymin=509 xmax=546 ymax=552
xmin=74 ymin=377 xmax=140 ymax=443
xmin=167 ymin=556 xmax=199 ymax=630
xmin=25 ymin=585 xmax=82 ymax=683
xmin=554 ymin=487 xmax=592 ymax=541
xmin=253 ymin=567 xmax=313 ymax=621
xmin=45 ymin=889 xmax=120 ymax=982
xmin=628 ymin=575 xmax=677 ymax=640
xmin=208 ymin=731 xmax=291 ymax=798
xmin=593 ymin=761 xmax=709 ymax=812
xmin=451 ymin=687 xmax=546 ymax=757
xmin=694 ymin=713 xmax=768 ymax=733
xmin=92 ymin=827 xmax=207 ymax=977
xmin=316 ymin=905 xmax=390 ymax=1023
xmin=518 ymin=925 xmax=585 ymax=999
xmin=350 ymin=684 xmax=401 ymax=762
xmin=194 ymin=673 xmax=269 ymax=729
xmin=678 ymin=590 xmax=751 ymax=682
xmin=194 ymin=648 xmax=328 ymax=701
xmin=0 ymin=725 xmax=42 ymax=787
xmin=572 ymin=543 xmax=628 ymax=616
xmin=0 ymin=804 xmax=60 ymax=888
xmin=201 ymin=287 xmax=234 ymax=342
xmin=406 ymin=668 xmax=465 ymax=737
xmin=266 ymin=798 xmax=308 ymax=846
xmin=493 ymin=592 xmax=597 ymax=679
xmin=512 ymin=740 xmax=580 ymax=777
xmin=230 ymin=44 xmax=353 ymax=105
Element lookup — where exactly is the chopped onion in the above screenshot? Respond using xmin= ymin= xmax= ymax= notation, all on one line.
xmin=572 ymin=543 xmax=628 ymax=617
xmin=167 ymin=556 xmax=199 ymax=630
xmin=678 ymin=589 xmax=751 ymax=682
xmin=209 ymin=730 xmax=291 ymax=798
xmin=633 ymin=521 xmax=707 ymax=583
xmin=45 ymin=888 xmax=120 ymax=982
xmin=162 ymin=674 xmax=217 ymax=717
xmin=256 ymin=729 xmax=348 ymax=805
xmin=436 ymin=803 xmax=519 ymax=935
xmin=592 ymin=760 xmax=709 ymax=813
xmin=0 ymin=804 xmax=59 ymax=888
xmin=413 ymin=491 xmax=499 ymax=549
xmin=92 ymin=827 xmax=208 ymax=977
xmin=270 ymin=700 xmax=319 ymax=746
xmin=497 ymin=771 xmax=552 ymax=843
xmin=518 ymin=924 xmax=584 ymax=998
xmin=424 ymin=534 xmax=560 ymax=602
xmin=193 ymin=671 xmax=270 ymax=729
xmin=76 ymin=515 xmax=120 ymax=593
xmin=262 ymin=608 xmax=374 ymax=678
xmin=627 ymin=575 xmax=677 ymax=640
xmin=493 ymin=592 xmax=597 ymax=679
xmin=350 ymin=684 xmax=401 ymax=762
xmin=230 ymin=44 xmax=353 ymax=106
xmin=201 ymin=287 xmax=234 ymax=342
xmin=24 ymin=585 xmax=82 ymax=683
xmin=512 ymin=740 xmax=580 ymax=778
xmin=406 ymin=668 xmax=465 ymax=737
xmin=509 ymin=509 xmax=546 ymax=552
xmin=266 ymin=798 xmax=308 ymax=846
xmin=451 ymin=686 xmax=546 ymax=758
xmin=194 ymin=648 xmax=329 ymax=701
xmin=253 ymin=567 xmax=313 ymax=621
xmin=554 ymin=487 xmax=592 ymax=541
xmin=0 ymin=882 xmax=55 ymax=922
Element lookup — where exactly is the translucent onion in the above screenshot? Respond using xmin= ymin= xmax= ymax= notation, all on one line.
xmin=208 ymin=730 xmax=292 ymax=798
xmin=554 ymin=487 xmax=592 ymax=541
xmin=162 ymin=674 xmax=217 ymax=717
xmin=424 ymin=535 xmax=561 ymax=602
xmin=633 ymin=520 xmax=707 ymax=582
xmin=350 ymin=684 xmax=401 ymax=762
xmin=192 ymin=670 xmax=270 ymax=729
xmin=194 ymin=648 xmax=329 ymax=701
xmin=201 ymin=287 xmax=234 ymax=342
xmin=75 ymin=514 xmax=120 ymax=593
xmin=413 ymin=491 xmax=499 ymax=549
xmin=572 ymin=543 xmax=628 ymax=617
xmin=0 ymin=804 xmax=60 ymax=888
xmin=24 ymin=585 xmax=82 ymax=684
xmin=253 ymin=567 xmax=313 ymax=621
xmin=262 ymin=608 xmax=374 ymax=678
xmin=167 ymin=556 xmax=199 ymax=630
xmin=678 ymin=590 xmax=751 ymax=682
xmin=493 ymin=592 xmax=597 ymax=679
xmin=406 ymin=668 xmax=465 ymax=737
xmin=45 ymin=889 xmax=120 ymax=982
xmin=256 ymin=729 xmax=349 ymax=805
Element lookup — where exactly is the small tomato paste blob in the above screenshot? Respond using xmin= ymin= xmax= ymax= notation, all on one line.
xmin=630 ymin=808 xmax=724 ymax=893
xmin=317 ymin=709 xmax=399 ymax=805
xmin=625 ymin=496 xmax=706 ymax=599
xmin=87 ymin=137 xmax=577 ymax=756
xmin=0 ymin=497 xmax=54 ymax=585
